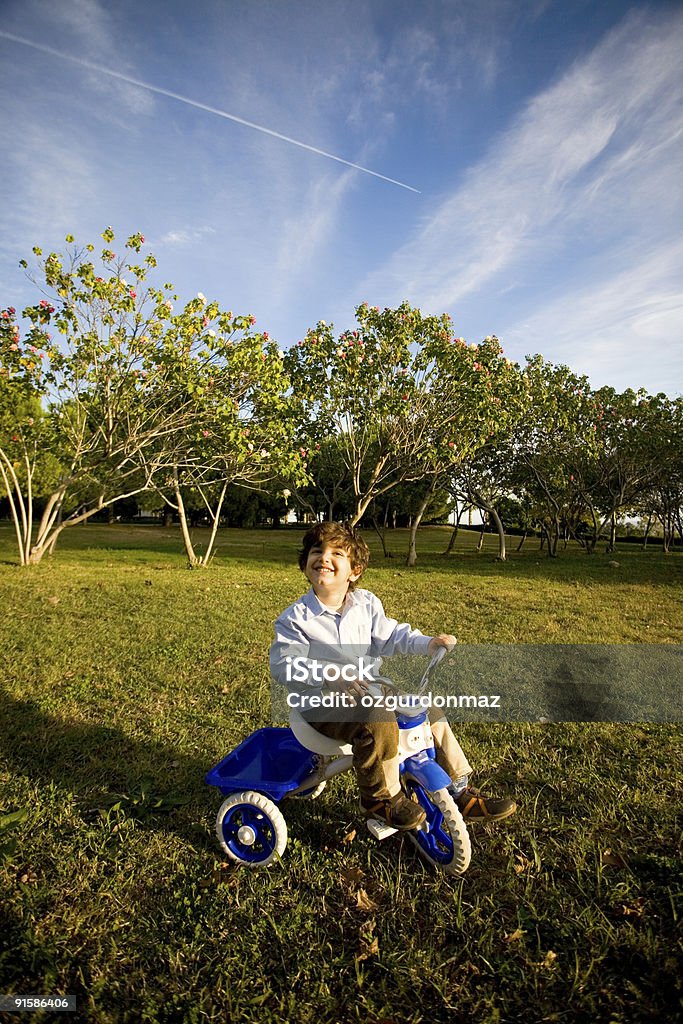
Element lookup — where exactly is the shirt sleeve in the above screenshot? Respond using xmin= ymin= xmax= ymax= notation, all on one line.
xmin=269 ymin=613 xmax=322 ymax=689
xmin=368 ymin=593 xmax=433 ymax=657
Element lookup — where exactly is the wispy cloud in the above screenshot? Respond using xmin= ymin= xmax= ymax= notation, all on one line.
xmin=503 ymin=241 xmax=683 ymax=395
xmin=359 ymin=8 xmax=683 ymax=318
xmin=156 ymin=227 xmax=217 ymax=247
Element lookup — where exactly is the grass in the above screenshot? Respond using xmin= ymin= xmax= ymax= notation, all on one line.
xmin=0 ymin=523 xmax=681 ymax=1023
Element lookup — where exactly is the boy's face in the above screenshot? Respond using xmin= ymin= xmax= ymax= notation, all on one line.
xmin=304 ymin=541 xmax=359 ymax=598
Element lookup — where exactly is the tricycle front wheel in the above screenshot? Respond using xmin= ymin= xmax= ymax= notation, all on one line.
xmin=216 ymin=790 xmax=287 ymax=867
xmin=403 ymin=781 xmax=471 ymax=875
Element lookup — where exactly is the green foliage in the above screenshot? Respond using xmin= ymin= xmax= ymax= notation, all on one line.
xmin=2 ymin=230 xmax=305 ymax=567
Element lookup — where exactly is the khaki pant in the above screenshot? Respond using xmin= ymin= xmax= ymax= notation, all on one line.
xmin=311 ymin=710 xmax=473 ymax=801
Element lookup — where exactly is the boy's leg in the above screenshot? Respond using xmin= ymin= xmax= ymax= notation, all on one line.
xmin=312 ymin=713 xmax=426 ymax=830
xmin=428 ymin=712 xmax=517 ymax=822
xmin=429 ymin=714 xmax=473 ymax=782
xmin=313 ymin=714 xmax=401 ymax=800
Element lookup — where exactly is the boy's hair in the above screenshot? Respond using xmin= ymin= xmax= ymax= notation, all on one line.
xmin=298 ymin=521 xmax=370 ymax=587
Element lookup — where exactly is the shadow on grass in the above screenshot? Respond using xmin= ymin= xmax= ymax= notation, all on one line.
xmin=0 ymin=689 xmax=215 ymax=845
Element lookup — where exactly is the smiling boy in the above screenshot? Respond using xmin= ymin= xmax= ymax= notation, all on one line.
xmin=270 ymin=521 xmax=516 ymax=831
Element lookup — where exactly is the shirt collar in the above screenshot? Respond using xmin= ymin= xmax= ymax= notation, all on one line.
xmin=303 ymin=586 xmax=360 ymax=617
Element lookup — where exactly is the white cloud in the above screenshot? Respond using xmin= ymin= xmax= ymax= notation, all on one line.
xmin=156 ymin=227 xmax=217 ymax=247
xmin=503 ymin=241 xmax=683 ymax=396
xmin=359 ymin=8 xmax=683 ymax=317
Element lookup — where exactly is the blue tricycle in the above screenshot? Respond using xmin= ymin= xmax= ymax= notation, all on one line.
xmin=205 ymin=648 xmax=471 ymax=875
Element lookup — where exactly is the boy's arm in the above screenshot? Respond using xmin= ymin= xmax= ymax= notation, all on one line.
xmin=269 ymin=617 xmax=322 ymax=690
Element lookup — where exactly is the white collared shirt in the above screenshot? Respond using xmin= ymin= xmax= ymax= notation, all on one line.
xmin=269 ymin=587 xmax=432 ymax=688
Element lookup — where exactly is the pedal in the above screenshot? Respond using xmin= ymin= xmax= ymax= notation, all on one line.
xmin=365 ymin=818 xmax=398 ymax=841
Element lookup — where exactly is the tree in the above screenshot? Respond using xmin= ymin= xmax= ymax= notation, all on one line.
xmin=149 ymin=326 xmax=305 ymax=567
xmin=507 ymin=357 xmax=596 ymax=557
xmin=0 ymin=306 xmax=61 ymax=564
xmin=640 ymin=395 xmax=683 ymax=552
xmin=572 ymin=387 xmax=660 ymax=552
xmin=286 ymin=305 xmax=520 ymax=568
xmin=3 ymin=229 xmax=302 ymax=565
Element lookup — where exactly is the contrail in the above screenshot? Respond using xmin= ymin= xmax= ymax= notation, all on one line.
xmin=0 ymin=30 xmax=420 ymax=193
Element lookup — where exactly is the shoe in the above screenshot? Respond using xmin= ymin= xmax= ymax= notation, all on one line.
xmin=454 ymin=786 xmax=517 ymax=822
xmin=360 ymin=792 xmax=427 ymax=831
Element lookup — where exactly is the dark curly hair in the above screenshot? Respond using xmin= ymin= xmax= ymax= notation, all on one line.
xmin=298 ymin=521 xmax=370 ymax=588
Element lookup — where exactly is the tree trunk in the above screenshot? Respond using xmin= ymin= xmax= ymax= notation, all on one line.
xmin=406 ymin=478 xmax=438 ymax=566
xmin=442 ymin=505 xmax=466 ymax=555
xmin=516 ymin=531 xmax=527 ymax=552
xmin=173 ymin=469 xmax=199 ymax=568
xmin=488 ymin=506 xmax=507 ymax=561
xmin=201 ymin=481 xmax=228 ymax=564
xmin=371 ymin=515 xmax=390 ymax=558
xmin=642 ymin=515 xmax=652 ymax=549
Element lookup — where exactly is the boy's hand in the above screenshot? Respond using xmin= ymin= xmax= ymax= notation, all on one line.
xmin=428 ymin=634 xmax=456 ymax=654
xmin=326 ymin=676 xmax=368 ymax=702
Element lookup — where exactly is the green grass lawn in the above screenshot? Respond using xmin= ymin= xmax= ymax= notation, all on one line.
xmin=0 ymin=523 xmax=681 ymax=1023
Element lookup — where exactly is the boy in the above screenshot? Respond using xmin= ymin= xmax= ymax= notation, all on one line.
xmin=270 ymin=521 xmax=516 ymax=831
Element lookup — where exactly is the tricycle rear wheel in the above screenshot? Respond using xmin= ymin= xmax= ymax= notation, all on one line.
xmin=216 ymin=790 xmax=287 ymax=867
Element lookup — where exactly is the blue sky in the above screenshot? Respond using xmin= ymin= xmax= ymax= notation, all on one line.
xmin=1 ymin=0 xmax=682 ymax=396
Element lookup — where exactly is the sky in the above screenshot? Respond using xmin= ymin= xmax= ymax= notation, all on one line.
xmin=1 ymin=0 xmax=682 ymax=397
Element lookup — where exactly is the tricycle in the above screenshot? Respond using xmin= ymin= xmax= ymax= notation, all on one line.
xmin=205 ymin=648 xmax=471 ymax=875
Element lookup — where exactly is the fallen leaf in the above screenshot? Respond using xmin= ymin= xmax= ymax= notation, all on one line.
xmin=47 ymin=596 xmax=59 ymax=605
xmin=619 ymin=898 xmax=646 ymax=918
xmin=355 ymin=889 xmax=377 ymax=912
xmin=356 ymin=935 xmax=379 ymax=961
xmin=514 ymin=853 xmax=532 ymax=874
xmin=505 ymin=928 xmax=526 ymax=942
xmin=539 ymin=950 xmax=557 ymax=969
xmin=198 ymin=864 xmax=239 ymax=888
xmin=602 ymin=848 xmax=628 ymax=869
xmin=341 ymin=866 xmax=365 ymax=886
xmin=342 ymin=829 xmax=357 ymax=845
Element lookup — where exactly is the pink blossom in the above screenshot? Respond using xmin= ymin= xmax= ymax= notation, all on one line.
xmin=129 ymin=289 xmax=136 ymax=299
xmin=8 ymin=307 xmax=15 ymax=315
xmin=263 ymin=331 xmax=269 ymax=340
xmin=202 ymin=430 xmax=210 ymax=437
xmin=9 ymin=343 xmax=18 ymax=351
xmin=140 ymin=235 xmax=145 ymax=243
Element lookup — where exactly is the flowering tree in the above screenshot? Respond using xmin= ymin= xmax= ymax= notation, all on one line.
xmin=285 ymin=304 xmax=516 ymax=562
xmin=506 ymin=356 xmax=597 ymax=557
xmin=2 ymin=229 xmax=302 ymax=566
xmin=149 ymin=327 xmax=306 ymax=567
xmin=0 ymin=306 xmax=62 ymax=564
xmin=636 ymin=395 xmax=683 ymax=552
